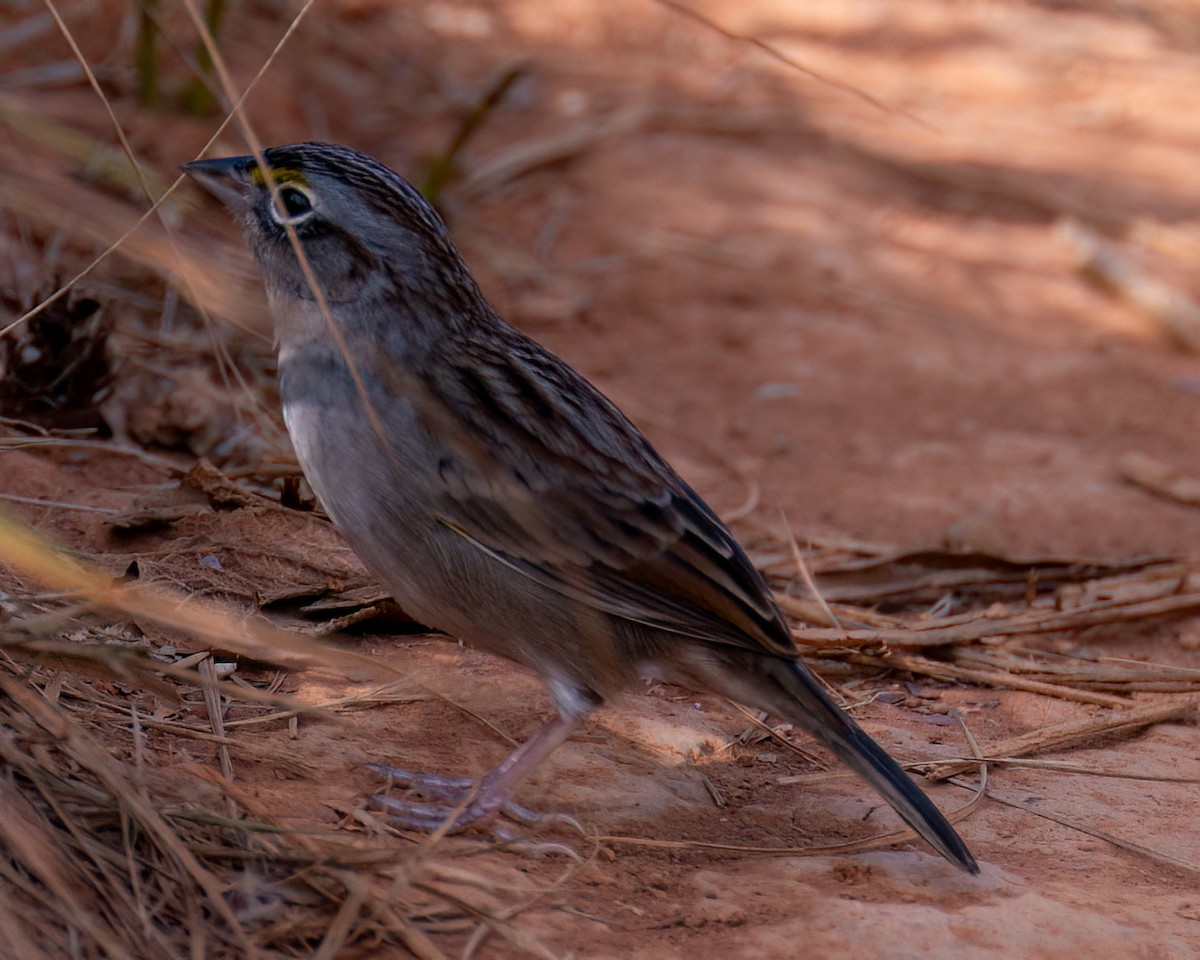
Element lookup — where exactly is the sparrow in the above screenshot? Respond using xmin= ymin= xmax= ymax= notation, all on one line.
xmin=182 ymin=142 xmax=977 ymax=873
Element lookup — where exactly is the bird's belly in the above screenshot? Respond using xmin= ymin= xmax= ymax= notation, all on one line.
xmin=281 ymin=391 xmax=632 ymax=695
xmin=281 ymin=390 xmax=441 ymax=594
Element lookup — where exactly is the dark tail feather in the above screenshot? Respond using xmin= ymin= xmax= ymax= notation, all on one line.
xmin=770 ymin=658 xmax=978 ymax=874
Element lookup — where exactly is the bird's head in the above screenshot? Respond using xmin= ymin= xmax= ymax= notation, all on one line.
xmin=182 ymin=141 xmax=468 ymax=311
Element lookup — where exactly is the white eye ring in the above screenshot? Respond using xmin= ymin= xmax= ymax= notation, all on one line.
xmin=269 ymin=184 xmax=316 ymax=226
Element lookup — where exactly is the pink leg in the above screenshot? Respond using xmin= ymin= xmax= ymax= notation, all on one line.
xmin=367 ymin=713 xmax=581 ymax=841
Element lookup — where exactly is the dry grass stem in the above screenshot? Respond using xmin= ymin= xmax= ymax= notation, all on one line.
xmin=951 ymin=780 xmax=1200 ymax=878
xmin=0 ymin=651 xmax=563 ymax=957
xmin=915 ymin=699 xmax=1194 ymax=782
xmin=850 ymin=652 xmax=1135 ymax=708
xmin=0 ymin=511 xmax=393 ymax=680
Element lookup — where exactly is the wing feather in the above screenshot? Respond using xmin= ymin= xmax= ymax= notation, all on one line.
xmin=406 ymin=329 xmax=798 ymax=659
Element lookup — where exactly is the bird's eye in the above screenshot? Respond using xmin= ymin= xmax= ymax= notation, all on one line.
xmin=269 ymin=185 xmax=315 ymax=225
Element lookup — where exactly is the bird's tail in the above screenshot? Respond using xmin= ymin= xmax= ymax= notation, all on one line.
xmin=766 ymin=657 xmax=978 ymax=874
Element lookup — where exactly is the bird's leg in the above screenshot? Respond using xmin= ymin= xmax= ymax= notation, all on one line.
xmin=367 ymin=712 xmax=582 ymax=841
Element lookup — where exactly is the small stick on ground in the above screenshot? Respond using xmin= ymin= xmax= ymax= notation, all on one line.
xmin=851 ymin=651 xmax=1135 ymax=708
xmin=916 ymin=698 xmax=1194 ymax=782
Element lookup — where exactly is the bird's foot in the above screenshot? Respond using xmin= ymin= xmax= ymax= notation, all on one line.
xmin=364 ymin=762 xmax=584 ymax=857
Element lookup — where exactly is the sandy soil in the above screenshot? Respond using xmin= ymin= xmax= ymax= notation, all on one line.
xmin=4 ymin=1 xmax=1200 ymax=956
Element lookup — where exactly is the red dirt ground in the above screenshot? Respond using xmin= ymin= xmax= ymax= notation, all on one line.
xmin=4 ymin=1 xmax=1200 ymax=957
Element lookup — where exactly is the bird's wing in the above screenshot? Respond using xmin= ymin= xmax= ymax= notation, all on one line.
xmin=400 ymin=332 xmax=798 ymax=659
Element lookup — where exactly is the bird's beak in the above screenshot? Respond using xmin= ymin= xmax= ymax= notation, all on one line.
xmin=181 ymin=154 xmax=256 ymax=211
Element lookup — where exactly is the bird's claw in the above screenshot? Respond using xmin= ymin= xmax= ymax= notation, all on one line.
xmin=365 ymin=762 xmax=584 ymax=856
